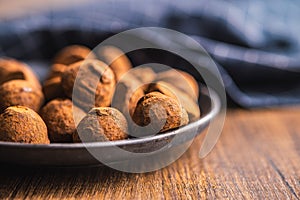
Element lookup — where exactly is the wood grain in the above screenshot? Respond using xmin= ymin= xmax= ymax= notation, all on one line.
xmin=0 ymin=107 xmax=299 ymax=199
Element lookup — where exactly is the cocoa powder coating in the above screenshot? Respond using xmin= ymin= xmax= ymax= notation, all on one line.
xmin=46 ymin=64 xmax=67 ymax=80
xmin=40 ymin=99 xmax=77 ymax=142
xmin=0 ymin=106 xmax=50 ymax=144
xmin=132 ymin=92 xmax=189 ymax=137
xmin=43 ymin=77 xmax=66 ymax=101
xmin=0 ymin=80 xmax=44 ymax=113
xmin=61 ymin=60 xmax=115 ymax=112
xmin=73 ymin=107 xmax=128 ymax=142
xmin=129 ymin=67 xmax=156 ymax=85
xmin=147 ymin=81 xmax=200 ymax=122
xmin=154 ymin=69 xmax=199 ymax=100
xmin=98 ymin=46 xmax=132 ymax=81
xmin=112 ymin=73 xmax=145 ymax=121
xmin=0 ymin=58 xmax=41 ymax=89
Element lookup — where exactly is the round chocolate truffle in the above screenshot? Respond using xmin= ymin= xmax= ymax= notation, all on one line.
xmin=0 ymin=106 xmax=49 ymax=144
xmin=73 ymin=107 xmax=128 ymax=142
xmin=0 ymin=80 xmax=44 ymax=113
xmin=132 ymin=92 xmax=189 ymax=137
xmin=40 ymin=99 xmax=79 ymax=142
xmin=0 ymin=58 xmax=41 ymax=89
xmin=61 ymin=59 xmax=115 ymax=112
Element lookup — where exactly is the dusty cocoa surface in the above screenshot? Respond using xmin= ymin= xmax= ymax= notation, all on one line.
xmin=132 ymin=92 xmax=189 ymax=137
xmin=40 ymin=99 xmax=78 ymax=143
xmin=61 ymin=59 xmax=115 ymax=112
xmin=0 ymin=106 xmax=49 ymax=144
xmin=0 ymin=80 xmax=44 ymax=113
xmin=0 ymin=58 xmax=41 ymax=89
xmin=74 ymin=107 xmax=128 ymax=142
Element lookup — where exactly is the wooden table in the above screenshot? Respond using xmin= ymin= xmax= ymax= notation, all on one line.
xmin=0 ymin=107 xmax=299 ymax=199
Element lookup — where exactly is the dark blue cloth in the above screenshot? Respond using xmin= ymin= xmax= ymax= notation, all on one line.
xmin=1 ymin=0 xmax=300 ymax=107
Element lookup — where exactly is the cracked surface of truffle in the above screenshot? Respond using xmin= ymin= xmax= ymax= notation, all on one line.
xmin=73 ymin=107 xmax=128 ymax=142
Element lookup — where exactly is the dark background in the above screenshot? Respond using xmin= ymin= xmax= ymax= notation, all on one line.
xmin=1 ymin=0 xmax=300 ymax=107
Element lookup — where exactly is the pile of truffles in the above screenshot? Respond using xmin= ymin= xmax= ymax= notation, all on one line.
xmin=0 ymin=45 xmax=200 ymax=144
